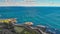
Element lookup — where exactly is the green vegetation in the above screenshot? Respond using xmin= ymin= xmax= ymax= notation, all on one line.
xmin=14 ymin=26 xmax=39 ymax=34
xmin=0 ymin=23 xmax=39 ymax=34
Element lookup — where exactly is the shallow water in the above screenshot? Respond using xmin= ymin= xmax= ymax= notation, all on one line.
xmin=0 ymin=7 xmax=60 ymax=33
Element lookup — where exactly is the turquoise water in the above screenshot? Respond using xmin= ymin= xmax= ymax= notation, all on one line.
xmin=0 ymin=7 xmax=60 ymax=33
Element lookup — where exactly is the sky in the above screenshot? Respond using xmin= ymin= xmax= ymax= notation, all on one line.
xmin=0 ymin=0 xmax=60 ymax=6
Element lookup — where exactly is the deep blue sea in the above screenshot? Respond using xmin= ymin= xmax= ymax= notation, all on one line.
xmin=0 ymin=7 xmax=60 ymax=34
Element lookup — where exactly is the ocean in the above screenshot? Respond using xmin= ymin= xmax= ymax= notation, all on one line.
xmin=0 ymin=7 xmax=60 ymax=34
